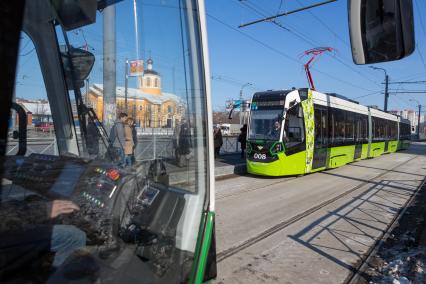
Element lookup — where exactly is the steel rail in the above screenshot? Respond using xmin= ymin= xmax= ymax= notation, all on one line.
xmin=217 ymin=155 xmax=419 ymax=262
xmin=345 ymin=176 xmax=426 ymax=284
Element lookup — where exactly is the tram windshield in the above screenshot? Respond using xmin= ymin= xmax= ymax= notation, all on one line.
xmin=248 ymin=109 xmax=283 ymax=141
xmin=1 ymin=0 xmax=210 ymax=283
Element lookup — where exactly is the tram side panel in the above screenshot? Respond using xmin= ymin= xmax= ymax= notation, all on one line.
xmin=247 ymin=89 xmax=403 ymax=177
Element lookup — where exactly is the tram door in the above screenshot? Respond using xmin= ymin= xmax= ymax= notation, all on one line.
xmin=312 ymin=106 xmax=328 ymax=169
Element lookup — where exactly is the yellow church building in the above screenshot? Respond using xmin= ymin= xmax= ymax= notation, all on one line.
xmin=86 ymin=58 xmax=184 ymax=128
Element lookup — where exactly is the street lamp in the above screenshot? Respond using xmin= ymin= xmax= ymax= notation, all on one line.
xmin=409 ymin=98 xmax=423 ymax=139
xmin=369 ymin=66 xmax=389 ymax=112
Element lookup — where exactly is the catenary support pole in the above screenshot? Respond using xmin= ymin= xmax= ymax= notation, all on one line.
xmin=103 ymin=5 xmax=116 ymax=133
xmin=384 ymin=74 xmax=389 ymax=112
xmin=418 ymin=105 xmax=421 ymax=139
xmin=125 ymin=59 xmax=128 ymax=111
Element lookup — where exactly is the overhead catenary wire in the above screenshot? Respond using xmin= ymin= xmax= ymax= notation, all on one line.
xmin=211 ymin=74 xmax=263 ymax=91
xmin=238 ymin=0 xmax=338 ymax=28
xmin=294 ymin=0 xmax=349 ymax=48
xmin=353 ymin=90 xmax=382 ymax=99
xmin=237 ymin=0 xmax=382 ymax=87
xmin=207 ymin=12 xmax=376 ymax=92
xmin=246 ymin=0 xmax=383 ymax=85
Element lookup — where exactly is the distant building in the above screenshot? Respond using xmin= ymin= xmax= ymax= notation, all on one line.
xmin=15 ymin=98 xmax=52 ymax=125
xmin=86 ymin=58 xmax=184 ymax=128
xmin=389 ymin=109 xmax=426 ymax=133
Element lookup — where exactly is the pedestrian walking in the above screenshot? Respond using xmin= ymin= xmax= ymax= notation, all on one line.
xmin=131 ymin=119 xmax=137 ymax=164
xmin=238 ymin=124 xmax=247 ymax=159
xmin=109 ymin=112 xmax=127 ymax=167
xmin=86 ymin=119 xmax=99 ymax=158
xmin=177 ymin=119 xmax=192 ymax=167
xmin=213 ymin=125 xmax=223 ymax=159
xmin=124 ymin=117 xmax=135 ymax=167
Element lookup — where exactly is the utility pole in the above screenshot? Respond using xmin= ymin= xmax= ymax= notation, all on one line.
xmin=103 ymin=5 xmax=116 ymax=132
xmin=418 ymin=105 xmax=421 ymax=139
xmin=369 ymin=66 xmax=388 ymax=112
xmin=409 ymin=99 xmax=423 ymax=139
xmin=384 ymin=74 xmax=389 ymax=112
xmin=125 ymin=58 xmax=128 ymax=111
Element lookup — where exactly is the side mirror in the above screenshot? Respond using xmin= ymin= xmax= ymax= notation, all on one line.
xmin=60 ymin=46 xmax=95 ymax=90
xmin=348 ymin=0 xmax=415 ymax=64
xmin=51 ymin=0 xmax=97 ymax=31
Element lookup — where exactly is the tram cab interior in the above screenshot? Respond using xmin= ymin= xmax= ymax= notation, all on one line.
xmin=0 ymin=0 xmax=214 ymax=283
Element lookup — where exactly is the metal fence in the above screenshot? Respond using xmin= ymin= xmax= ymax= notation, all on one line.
xmin=5 ymin=131 xmax=242 ymax=159
xmin=134 ymin=136 xmax=175 ymax=161
xmin=6 ymin=137 xmax=57 ymax=156
xmin=220 ymin=135 xmax=241 ymax=154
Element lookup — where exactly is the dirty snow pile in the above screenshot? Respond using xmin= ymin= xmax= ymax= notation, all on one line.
xmin=369 ymin=232 xmax=426 ymax=284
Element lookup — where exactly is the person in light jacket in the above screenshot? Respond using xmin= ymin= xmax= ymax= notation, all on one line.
xmin=110 ymin=113 xmax=127 ymax=167
xmin=124 ymin=117 xmax=135 ymax=167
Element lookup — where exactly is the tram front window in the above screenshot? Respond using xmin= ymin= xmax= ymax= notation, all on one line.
xmin=1 ymin=0 xmax=210 ymax=283
xmin=248 ymin=109 xmax=283 ymax=141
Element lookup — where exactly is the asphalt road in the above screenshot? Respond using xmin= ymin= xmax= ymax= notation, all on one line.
xmin=215 ymin=142 xmax=426 ymax=283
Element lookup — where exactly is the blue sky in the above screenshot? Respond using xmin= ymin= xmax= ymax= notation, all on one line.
xmin=206 ymin=0 xmax=426 ymax=112
xmin=15 ymin=0 xmax=426 ymax=113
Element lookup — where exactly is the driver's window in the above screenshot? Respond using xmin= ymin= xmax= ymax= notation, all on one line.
xmin=6 ymin=32 xmax=57 ymax=157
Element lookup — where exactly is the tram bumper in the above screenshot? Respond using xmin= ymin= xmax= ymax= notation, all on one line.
xmin=246 ymin=151 xmax=306 ymax=177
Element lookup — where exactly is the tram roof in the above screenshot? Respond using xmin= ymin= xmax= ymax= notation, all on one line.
xmin=252 ymin=90 xmax=294 ymax=101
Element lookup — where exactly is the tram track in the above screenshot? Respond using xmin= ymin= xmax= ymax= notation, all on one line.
xmin=345 ymin=175 xmax=426 ymax=284
xmin=216 ymin=176 xmax=297 ymax=200
xmin=217 ymin=155 xmax=419 ymax=263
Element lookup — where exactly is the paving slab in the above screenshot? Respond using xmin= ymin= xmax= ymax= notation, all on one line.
xmin=215 ymin=143 xmax=426 ymax=283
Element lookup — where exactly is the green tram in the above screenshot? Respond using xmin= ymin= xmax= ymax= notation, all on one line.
xmin=247 ymin=89 xmax=411 ymax=176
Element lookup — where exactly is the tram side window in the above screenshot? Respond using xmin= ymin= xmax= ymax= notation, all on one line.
xmin=373 ymin=117 xmax=380 ymax=141
xmin=400 ymin=123 xmax=410 ymax=140
xmin=285 ymin=105 xmax=304 ymax=148
xmin=354 ymin=113 xmax=359 ymax=142
xmin=314 ymin=106 xmax=328 ymax=145
xmin=385 ymin=120 xmax=389 ymax=140
xmin=335 ymin=109 xmax=346 ymax=144
xmin=314 ymin=109 xmax=322 ymax=142
xmin=362 ymin=115 xmax=368 ymax=142
xmin=328 ymin=108 xmax=334 ymax=144
xmin=321 ymin=109 xmax=328 ymax=145
xmin=388 ymin=120 xmax=395 ymax=140
xmin=393 ymin=121 xmax=398 ymax=140
xmin=346 ymin=112 xmax=354 ymax=142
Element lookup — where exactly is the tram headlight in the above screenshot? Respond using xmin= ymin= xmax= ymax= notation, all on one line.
xmin=270 ymin=142 xmax=284 ymax=155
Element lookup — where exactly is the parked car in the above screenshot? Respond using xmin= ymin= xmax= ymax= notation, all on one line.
xmin=35 ymin=122 xmax=53 ymax=132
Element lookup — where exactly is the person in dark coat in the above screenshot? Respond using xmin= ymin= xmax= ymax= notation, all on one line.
xmin=175 ymin=119 xmax=192 ymax=167
xmin=213 ymin=125 xmax=223 ymax=159
xmin=238 ymin=124 xmax=247 ymax=159
xmin=86 ymin=120 xmax=99 ymax=158
xmin=131 ymin=120 xmax=137 ymax=164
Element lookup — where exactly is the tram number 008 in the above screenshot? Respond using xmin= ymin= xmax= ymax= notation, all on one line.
xmin=253 ymin=153 xmax=267 ymax=160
